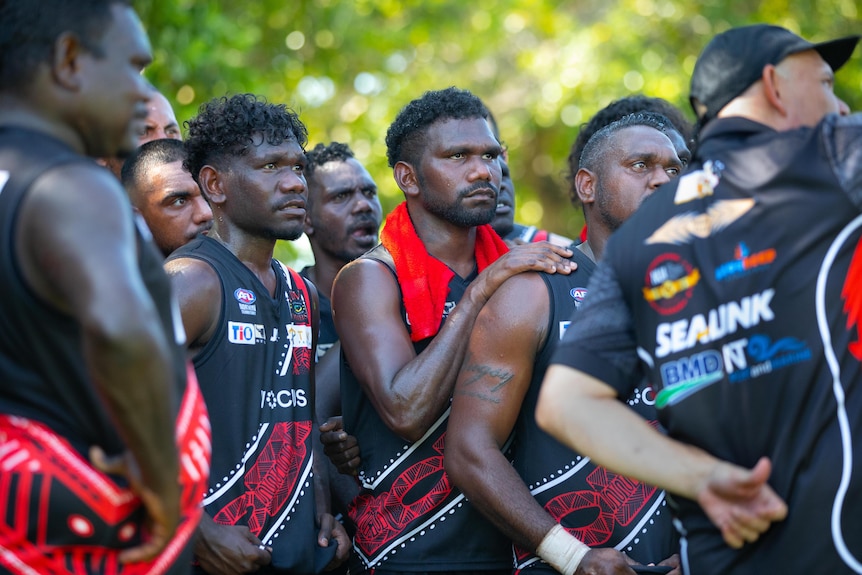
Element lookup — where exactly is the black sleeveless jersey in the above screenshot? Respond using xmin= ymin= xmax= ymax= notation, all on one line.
xmin=512 ymin=248 xmax=677 ymax=572
xmin=169 ymin=236 xmax=324 ymax=574
xmin=341 ymin=245 xmax=510 ymax=573
xmin=0 ymin=126 xmax=187 ymax=456
xmin=300 ymin=266 xmax=337 ymax=361
xmin=553 ymin=115 xmax=862 ymax=574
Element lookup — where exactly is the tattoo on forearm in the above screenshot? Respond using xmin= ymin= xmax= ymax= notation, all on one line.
xmin=456 ymin=363 xmax=514 ymax=403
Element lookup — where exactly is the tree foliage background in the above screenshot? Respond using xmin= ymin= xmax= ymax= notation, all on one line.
xmin=135 ymin=0 xmax=862 ymax=266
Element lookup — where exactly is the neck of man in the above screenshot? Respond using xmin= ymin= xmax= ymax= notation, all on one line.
xmin=304 ymin=252 xmax=347 ymax=302
xmin=408 ymin=203 xmax=479 ymax=279
xmin=0 ymin=95 xmax=87 ymax=155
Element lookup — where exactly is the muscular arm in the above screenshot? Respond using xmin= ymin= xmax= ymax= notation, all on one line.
xmin=332 ymin=242 xmax=573 ymax=442
xmin=165 ymin=252 xmax=272 ymax=573
xmin=444 ymin=273 xmax=557 ymax=549
xmin=18 ymin=164 xmax=180 ymax=560
xmin=447 ymin=274 xmax=642 ymax=574
xmin=163 ymin=256 xmax=221 ymax=351
xmin=536 ymin=367 xmax=788 ymax=549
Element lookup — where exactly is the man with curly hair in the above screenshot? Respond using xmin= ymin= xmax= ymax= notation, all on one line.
xmin=0 ymin=1 xmax=210 ymax=574
xmin=165 ymin=93 xmax=349 ymax=575
xmin=330 ymin=86 xmax=575 ymax=575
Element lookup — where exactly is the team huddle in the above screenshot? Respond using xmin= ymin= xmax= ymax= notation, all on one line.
xmin=0 ymin=2 xmax=860 ymax=575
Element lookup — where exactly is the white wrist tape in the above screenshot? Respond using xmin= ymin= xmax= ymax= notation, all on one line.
xmin=536 ymin=523 xmax=590 ymax=575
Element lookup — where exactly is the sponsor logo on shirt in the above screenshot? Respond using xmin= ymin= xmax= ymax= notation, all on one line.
xmin=570 ymin=287 xmax=588 ymax=309
xmin=723 ymin=334 xmax=811 ymax=384
xmin=645 ymin=199 xmax=755 ymax=245
xmin=228 ymin=321 xmax=265 ymax=345
xmin=260 ymin=388 xmax=308 ymax=409
xmin=715 ymin=243 xmax=776 ymax=281
xmin=657 ymin=349 xmax=724 ymax=407
xmin=655 ymin=333 xmax=811 ymax=407
xmin=626 ymin=385 xmax=658 ymax=407
xmin=673 ymin=159 xmax=723 ymax=204
xmin=655 ymin=289 xmax=775 ymax=358
xmin=286 ymin=324 xmax=313 ymax=349
xmin=642 ymin=253 xmax=700 ymax=315
xmin=234 ymin=288 xmax=257 ymax=316
xmin=287 ymin=288 xmax=308 ymax=324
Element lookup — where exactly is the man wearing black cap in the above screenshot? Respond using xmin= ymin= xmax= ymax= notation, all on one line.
xmin=535 ymin=24 xmax=862 ymax=575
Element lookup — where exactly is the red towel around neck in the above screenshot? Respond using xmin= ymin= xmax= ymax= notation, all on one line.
xmin=380 ymin=201 xmax=509 ymax=342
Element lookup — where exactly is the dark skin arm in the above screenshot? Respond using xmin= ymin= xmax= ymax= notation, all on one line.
xmin=445 ymin=273 xmax=636 ymax=575
xmin=166 ymin=260 xmax=350 ymax=573
xmin=332 ymin=242 xmax=574 ymax=443
xmin=165 ymin=257 xmax=271 ymax=574
xmin=18 ymin=164 xmax=180 ymax=564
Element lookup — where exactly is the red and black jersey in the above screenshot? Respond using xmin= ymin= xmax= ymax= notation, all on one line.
xmin=0 ymin=126 xmax=210 ymax=575
xmin=170 ymin=236 xmax=324 ymax=574
xmin=513 ymin=248 xmax=677 ymax=572
xmin=341 ymin=245 xmax=511 ymax=573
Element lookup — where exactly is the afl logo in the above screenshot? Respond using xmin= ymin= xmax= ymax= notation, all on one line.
xmin=642 ymin=253 xmax=700 ymax=315
xmin=570 ymin=287 xmax=588 ymax=309
xmin=234 ymin=288 xmax=256 ymax=305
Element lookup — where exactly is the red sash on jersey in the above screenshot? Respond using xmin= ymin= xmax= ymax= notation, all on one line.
xmin=0 ymin=363 xmax=211 ymax=575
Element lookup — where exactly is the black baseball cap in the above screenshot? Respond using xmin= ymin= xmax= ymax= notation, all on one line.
xmin=690 ymin=24 xmax=860 ymax=126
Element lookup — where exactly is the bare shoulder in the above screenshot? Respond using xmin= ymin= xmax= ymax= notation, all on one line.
xmin=164 ymin=256 xmax=222 ymax=348
xmin=17 ymin=162 xmax=137 ymax=311
xmin=164 ymin=256 xmax=220 ymax=298
xmin=333 ymin=249 xmax=395 ymax=290
xmin=24 ymin=162 xmax=130 ymax=238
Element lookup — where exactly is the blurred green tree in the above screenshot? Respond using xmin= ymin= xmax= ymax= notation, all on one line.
xmin=136 ymin=0 xmax=862 ymax=266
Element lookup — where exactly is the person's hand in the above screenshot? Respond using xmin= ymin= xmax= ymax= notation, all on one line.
xmin=90 ymin=446 xmax=180 ymax=565
xmin=575 ymin=548 xmax=637 ymax=574
xmin=194 ymin=514 xmax=272 ymax=575
xmin=316 ymin=512 xmax=351 ymax=571
xmin=474 ymin=241 xmax=575 ymax=301
xmin=320 ymin=416 xmax=361 ymax=476
xmin=656 ymin=553 xmax=681 ymax=575
xmin=504 ymin=237 xmax=527 ymax=248
xmin=696 ymin=456 xmax=788 ymax=549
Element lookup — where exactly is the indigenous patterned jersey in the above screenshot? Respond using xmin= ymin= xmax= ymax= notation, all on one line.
xmin=513 ymin=248 xmax=676 ymax=572
xmin=341 ymin=245 xmax=510 ymax=573
xmin=0 ymin=126 xmax=210 ymax=575
xmin=170 ymin=236 xmax=324 ymax=574
xmin=552 ymin=116 xmax=862 ymax=574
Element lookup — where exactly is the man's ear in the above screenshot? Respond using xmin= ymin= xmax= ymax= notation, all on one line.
xmin=303 ymin=213 xmax=315 ymax=236
xmin=575 ymin=168 xmax=596 ymax=206
xmin=393 ymin=161 xmax=419 ymax=198
xmin=198 ymin=165 xmax=226 ymax=208
xmin=52 ymin=32 xmax=85 ymax=91
xmin=761 ymin=64 xmax=788 ymax=117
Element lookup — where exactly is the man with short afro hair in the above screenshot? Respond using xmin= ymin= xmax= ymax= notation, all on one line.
xmin=331 ymin=86 xmax=575 ymax=574
xmin=167 ymin=93 xmax=349 ymax=575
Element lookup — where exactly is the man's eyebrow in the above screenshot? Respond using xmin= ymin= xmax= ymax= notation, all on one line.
xmin=161 ymin=189 xmax=192 ymax=203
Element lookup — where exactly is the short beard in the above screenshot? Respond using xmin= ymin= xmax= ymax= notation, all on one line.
xmin=418 ymin=174 xmax=497 ymax=228
xmin=595 ymin=179 xmax=624 ymax=233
